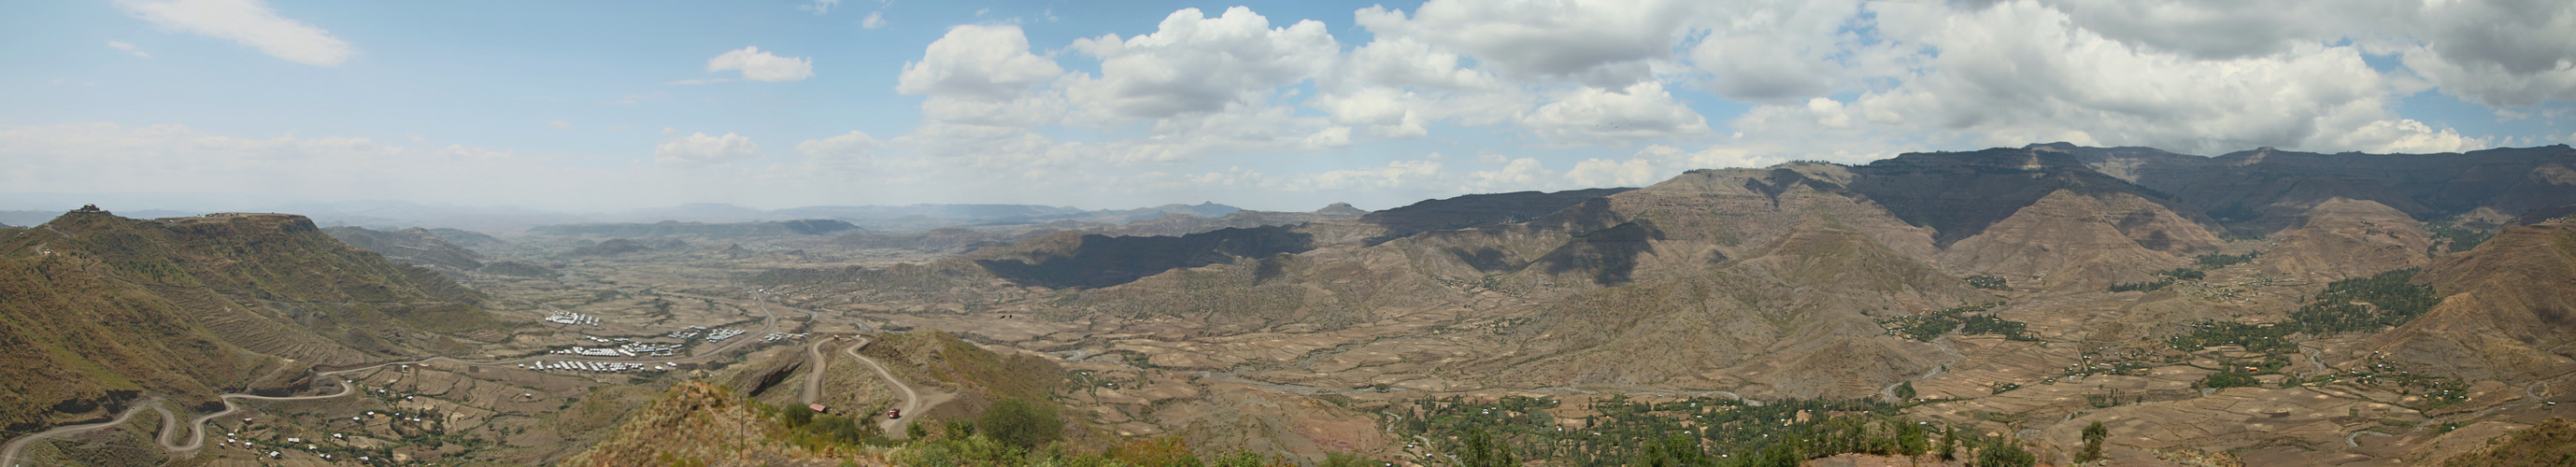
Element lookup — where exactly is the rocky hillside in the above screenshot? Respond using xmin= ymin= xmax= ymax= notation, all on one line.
xmin=0 ymin=210 xmax=502 ymax=434
xmin=737 ymin=144 xmax=2576 ymax=464
xmin=756 ymin=146 xmax=2573 ymax=397
xmin=2365 ymin=218 xmax=2576 ymax=381
xmin=322 ymin=226 xmax=487 ymax=271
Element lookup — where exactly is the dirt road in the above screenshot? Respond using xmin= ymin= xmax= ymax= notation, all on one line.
xmin=0 ymin=398 xmax=155 ymax=466
xmin=3 ymin=288 xmax=793 ymax=465
xmin=842 ymin=338 xmax=932 ymax=438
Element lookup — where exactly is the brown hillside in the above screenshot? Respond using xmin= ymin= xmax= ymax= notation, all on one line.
xmin=2262 ymin=197 xmax=2436 ymax=281
xmin=2364 ymin=220 xmax=2576 ymax=381
xmin=1939 ymin=190 xmax=2213 ymax=290
xmin=323 ymin=225 xmax=486 ymax=271
xmin=0 ymin=211 xmax=497 ymax=433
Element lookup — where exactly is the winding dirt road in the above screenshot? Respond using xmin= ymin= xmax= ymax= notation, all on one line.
xmin=0 ymin=398 xmax=157 ymax=466
xmin=801 ymin=339 xmax=830 ymax=406
xmin=841 ymin=338 xmax=926 ymax=437
xmin=2 ymin=288 xmax=792 ymax=466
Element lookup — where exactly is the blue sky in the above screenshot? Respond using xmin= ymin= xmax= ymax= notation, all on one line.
xmin=3 ymin=0 xmax=2571 ymax=213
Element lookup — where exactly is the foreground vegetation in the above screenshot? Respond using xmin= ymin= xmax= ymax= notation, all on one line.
xmin=1389 ymin=394 xmax=2034 ymax=467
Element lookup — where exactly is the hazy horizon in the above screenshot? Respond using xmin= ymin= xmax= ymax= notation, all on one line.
xmin=6 ymin=0 xmax=2572 ymax=213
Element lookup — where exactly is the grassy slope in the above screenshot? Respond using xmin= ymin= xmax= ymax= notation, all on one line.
xmin=0 ymin=212 xmax=500 ymax=432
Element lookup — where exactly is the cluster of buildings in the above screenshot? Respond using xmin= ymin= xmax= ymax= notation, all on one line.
xmin=218 ymin=433 xmax=350 ymax=460
xmin=549 ymin=340 xmax=685 ymax=357
xmin=544 ymin=311 xmax=601 ymax=326
xmin=761 ymin=333 xmax=805 ymax=342
xmin=550 ymin=347 xmax=627 ymax=357
xmin=620 ymin=341 xmax=682 ymax=356
xmin=518 ymin=361 xmax=669 ymax=373
xmin=704 ymin=328 xmax=748 ymax=342
xmin=668 ymin=327 xmax=704 ymax=339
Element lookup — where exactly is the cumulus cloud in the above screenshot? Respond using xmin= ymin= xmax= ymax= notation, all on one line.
xmin=2399 ymin=0 xmax=2576 ymax=106
xmin=1521 ymin=81 xmax=1712 ymax=143
xmin=1724 ymin=0 xmax=2478 ymax=156
xmin=861 ymin=11 xmax=887 ymax=29
xmin=115 ymin=0 xmax=355 ymax=66
xmin=107 ymin=41 xmax=149 ymax=57
xmin=897 ymin=25 xmax=1062 ymax=101
xmin=655 ymin=132 xmax=760 ymax=166
xmin=1683 ymin=0 xmax=1870 ymax=103
xmin=1066 ymin=7 xmax=1339 ymax=120
xmin=706 ymin=47 xmax=814 ymax=82
xmin=2319 ymin=119 xmax=2490 ymax=154
xmin=1354 ymin=0 xmax=1697 ymax=87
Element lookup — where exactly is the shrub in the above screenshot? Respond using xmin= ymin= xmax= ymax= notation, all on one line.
xmin=978 ymin=397 xmax=1063 ymax=449
xmin=2195 ymin=252 xmax=2259 ymax=268
xmin=1975 ymin=440 xmax=2036 ymax=467
xmin=1966 ymin=275 xmax=2009 ymax=290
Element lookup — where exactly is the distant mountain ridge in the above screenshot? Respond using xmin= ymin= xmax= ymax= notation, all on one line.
xmin=529 ymin=219 xmax=862 ymax=237
xmin=756 ymin=144 xmax=2576 ymax=403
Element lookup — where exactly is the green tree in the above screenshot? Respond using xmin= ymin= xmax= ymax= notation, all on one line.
xmin=1976 ymin=440 xmax=2036 ymax=467
xmin=1457 ymin=427 xmax=1518 ymax=467
xmin=1317 ymin=452 xmax=1375 ymax=467
xmin=1938 ymin=425 xmax=1958 ymax=460
xmin=783 ymin=406 xmax=815 ymax=428
xmin=1897 ymin=420 xmax=1929 ymax=457
xmin=978 ymin=397 xmax=1064 ymax=448
xmin=1627 ymin=435 xmax=1705 ymax=467
xmin=1895 ymin=381 xmax=1918 ymax=402
xmin=2078 ymin=420 xmax=2107 ymax=462
xmin=1211 ymin=451 xmax=1270 ymax=467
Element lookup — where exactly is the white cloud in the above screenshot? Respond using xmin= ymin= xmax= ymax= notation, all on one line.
xmin=2320 ymin=119 xmax=2491 ymax=154
xmin=1341 ymin=36 xmax=1501 ymax=92
xmin=1273 ymin=160 xmax=1445 ymax=191
xmin=654 ymin=132 xmax=760 ymax=166
xmin=795 ymin=131 xmax=885 ymax=162
xmin=897 ymin=25 xmax=1063 ymax=101
xmin=1353 ymin=0 xmax=1698 ymax=87
xmin=107 ymin=41 xmax=149 ymax=58
xmin=705 ymin=47 xmax=814 ymax=82
xmin=861 ymin=11 xmax=887 ymax=29
xmin=1684 ymin=0 xmax=1871 ymax=103
xmin=1520 ymin=81 xmax=1712 ymax=143
xmin=797 ymin=0 xmax=839 ymax=15
xmin=2398 ymin=0 xmax=2576 ymax=106
xmin=1467 ymin=157 xmax=1552 ymax=190
xmin=1065 ymin=7 xmax=1339 ymax=120
xmin=115 ymin=0 xmax=355 ymax=66
xmin=659 ymin=127 xmax=677 ymax=135
xmin=548 ymin=120 xmax=571 ymax=131
xmin=1722 ymin=0 xmax=2467 ymax=156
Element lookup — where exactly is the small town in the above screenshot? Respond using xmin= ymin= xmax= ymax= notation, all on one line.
xmin=516 ymin=361 xmax=665 ymax=373
xmin=541 ymin=311 xmax=599 ymax=326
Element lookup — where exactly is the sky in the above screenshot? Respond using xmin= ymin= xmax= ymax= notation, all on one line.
xmin=2 ymin=0 xmax=2573 ymax=213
